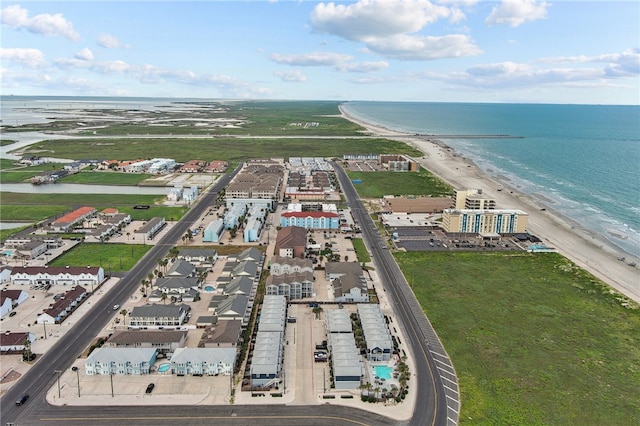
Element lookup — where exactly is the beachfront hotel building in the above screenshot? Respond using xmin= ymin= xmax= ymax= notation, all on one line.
xmin=453 ymin=189 xmax=496 ymax=210
xmin=442 ymin=209 xmax=529 ymax=234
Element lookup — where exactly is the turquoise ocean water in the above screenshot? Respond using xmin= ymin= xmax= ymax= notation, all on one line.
xmin=1 ymin=97 xmax=639 ymax=256
xmin=342 ymin=102 xmax=640 ymax=257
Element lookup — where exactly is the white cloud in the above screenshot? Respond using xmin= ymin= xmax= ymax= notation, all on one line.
xmin=310 ymin=0 xmax=480 ymax=60
xmin=74 ymin=48 xmax=94 ymax=61
xmin=539 ymin=48 xmax=640 ymax=77
xmin=97 ymin=33 xmax=126 ymax=49
xmin=270 ymin=51 xmax=352 ymax=66
xmin=485 ymin=0 xmax=549 ymax=27
xmin=275 ymin=69 xmax=307 ymax=82
xmin=0 ymin=47 xmax=47 ymax=68
xmin=311 ymin=0 xmax=451 ymax=40
xmin=367 ymin=34 xmax=482 ymax=60
xmin=0 ymin=4 xmax=80 ymax=40
xmin=336 ymin=61 xmax=389 ymax=73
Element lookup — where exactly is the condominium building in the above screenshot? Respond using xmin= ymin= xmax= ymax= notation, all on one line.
xmin=442 ymin=209 xmax=529 ymax=234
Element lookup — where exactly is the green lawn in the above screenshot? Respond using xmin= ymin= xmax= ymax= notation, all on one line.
xmin=347 ymin=169 xmax=452 ymax=198
xmin=0 ymin=193 xmax=187 ymax=222
xmin=49 ymin=243 xmax=152 ymax=273
xmin=395 ymin=251 xmax=640 ymax=425
xmin=59 ymin=171 xmax=156 ymax=185
xmin=16 ymin=137 xmax=421 ymax=163
xmin=351 ymin=238 xmax=371 ymax=263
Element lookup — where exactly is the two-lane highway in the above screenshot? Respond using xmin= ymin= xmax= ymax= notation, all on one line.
xmin=331 ymin=161 xmax=459 ymax=426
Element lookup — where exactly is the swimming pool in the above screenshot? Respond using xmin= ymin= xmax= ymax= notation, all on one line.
xmin=374 ymin=365 xmax=393 ymax=380
xmin=1 ymin=250 xmax=14 ymax=256
xmin=204 ymin=285 xmax=215 ymax=292
xmin=158 ymin=363 xmax=171 ymax=373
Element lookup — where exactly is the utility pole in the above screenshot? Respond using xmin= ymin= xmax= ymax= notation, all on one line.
xmin=110 ymin=372 xmax=114 ymax=397
xmin=72 ymin=366 xmax=80 ymax=397
xmin=54 ymin=370 xmax=62 ymax=398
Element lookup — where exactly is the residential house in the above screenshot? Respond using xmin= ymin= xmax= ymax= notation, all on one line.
xmin=149 ymin=277 xmax=200 ymax=303
xmin=269 ymin=256 xmax=313 ymax=275
xmin=135 ymin=217 xmax=166 ymax=241
xmin=85 ymin=347 xmax=157 ymax=375
xmin=0 ymin=331 xmax=36 ymax=353
xmin=11 ymin=266 xmax=104 ymax=288
xmin=170 ymin=347 xmax=237 ymax=376
xmin=274 ymin=226 xmax=307 ymax=258
xmin=50 ymin=206 xmax=97 ymax=232
xmin=128 ymin=304 xmax=190 ymax=328
xmin=0 ymin=289 xmax=29 ymax=318
xmin=265 ymin=272 xmax=314 ymax=300
xmin=166 ymin=260 xmax=197 ymax=278
xmin=37 ymin=285 xmax=87 ymax=324
xmin=107 ymin=330 xmax=187 ymax=355
xmin=176 ymin=248 xmax=218 ymax=266
xmin=198 ymin=320 xmax=243 ymax=348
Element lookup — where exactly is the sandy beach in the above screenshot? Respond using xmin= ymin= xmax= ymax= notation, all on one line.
xmin=339 ymin=105 xmax=640 ymax=304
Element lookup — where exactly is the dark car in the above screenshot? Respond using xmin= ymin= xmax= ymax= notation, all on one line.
xmin=16 ymin=394 xmax=29 ymax=406
xmin=145 ymin=383 xmax=155 ymax=394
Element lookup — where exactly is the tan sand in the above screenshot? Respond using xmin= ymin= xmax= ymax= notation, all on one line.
xmin=339 ymin=105 xmax=640 ymax=304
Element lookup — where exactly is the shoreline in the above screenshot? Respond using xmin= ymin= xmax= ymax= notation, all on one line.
xmin=338 ymin=104 xmax=640 ymax=304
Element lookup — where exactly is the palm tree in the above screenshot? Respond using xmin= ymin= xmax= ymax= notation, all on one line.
xmin=160 ymin=292 xmax=168 ymax=305
xmin=312 ymin=306 xmax=323 ymax=320
xmin=119 ymin=308 xmax=127 ymax=326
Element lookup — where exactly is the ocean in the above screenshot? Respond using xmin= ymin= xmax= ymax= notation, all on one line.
xmin=2 ymin=97 xmax=638 ymax=257
xmin=341 ymin=102 xmax=640 ymax=257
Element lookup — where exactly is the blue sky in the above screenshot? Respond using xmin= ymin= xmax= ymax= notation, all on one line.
xmin=1 ymin=1 xmax=638 ymax=104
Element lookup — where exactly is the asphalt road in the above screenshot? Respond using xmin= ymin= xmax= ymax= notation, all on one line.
xmin=1 ymin=163 xmax=457 ymax=426
xmin=1 ymin=167 xmax=239 ymax=424
xmin=331 ymin=161 xmax=457 ymax=426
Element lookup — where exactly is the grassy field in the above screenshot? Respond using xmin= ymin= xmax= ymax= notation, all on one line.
xmin=347 ymin=169 xmax=452 ymax=198
xmin=49 ymin=243 xmax=153 ymax=272
xmin=16 ymin=137 xmax=420 ymax=164
xmin=38 ymin=101 xmax=364 ymax=138
xmin=0 ymin=162 xmax=71 ymax=183
xmin=351 ymin=238 xmax=371 ymax=263
xmin=394 ymin=251 xmax=640 ymax=425
xmin=0 ymin=193 xmax=187 ymax=222
xmin=58 ymin=171 xmax=156 ymax=185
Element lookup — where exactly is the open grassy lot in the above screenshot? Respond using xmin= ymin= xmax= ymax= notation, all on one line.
xmin=395 ymin=251 xmax=640 ymax=425
xmin=58 ymin=171 xmax=156 ymax=185
xmin=15 ymin=137 xmax=420 ymax=164
xmin=0 ymin=158 xmax=18 ymax=168
xmin=0 ymin=139 xmax=17 ymax=146
xmin=49 ymin=243 xmax=152 ymax=273
xmin=0 ymin=162 xmax=71 ymax=183
xmin=351 ymin=238 xmax=371 ymax=263
xmin=0 ymin=193 xmax=186 ymax=222
xmin=51 ymin=101 xmax=363 ymax=137
xmin=347 ymin=169 xmax=452 ymax=198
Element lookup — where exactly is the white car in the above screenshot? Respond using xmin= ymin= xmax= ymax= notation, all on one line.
xmin=113 ymin=305 xmax=120 ymax=310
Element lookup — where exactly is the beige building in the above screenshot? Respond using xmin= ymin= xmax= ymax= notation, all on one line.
xmin=383 ymin=196 xmax=452 ymax=213
xmin=442 ymin=209 xmax=528 ymax=234
xmin=453 ymin=189 xmax=496 ymax=210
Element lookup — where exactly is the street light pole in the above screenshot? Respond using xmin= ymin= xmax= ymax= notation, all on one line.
xmin=54 ymin=370 xmax=62 ymax=398
xmin=72 ymin=366 xmax=80 ymax=397
xmin=110 ymin=372 xmax=114 ymax=397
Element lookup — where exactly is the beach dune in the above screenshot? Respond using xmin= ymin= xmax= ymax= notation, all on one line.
xmin=339 ymin=105 xmax=640 ymax=304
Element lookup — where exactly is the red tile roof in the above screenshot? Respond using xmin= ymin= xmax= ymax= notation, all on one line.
xmin=52 ymin=206 xmax=96 ymax=225
xmin=0 ymin=332 xmax=31 ymax=347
